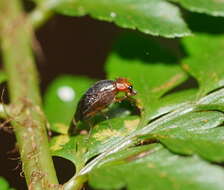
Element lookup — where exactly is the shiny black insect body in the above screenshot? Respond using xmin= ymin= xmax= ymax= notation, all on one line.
xmin=69 ymin=78 xmax=137 ymax=134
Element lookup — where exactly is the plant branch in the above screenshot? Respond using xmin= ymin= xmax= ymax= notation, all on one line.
xmin=29 ymin=0 xmax=60 ymax=28
xmin=0 ymin=0 xmax=59 ymax=189
xmin=64 ymin=175 xmax=87 ymax=190
xmin=29 ymin=5 xmax=54 ymax=29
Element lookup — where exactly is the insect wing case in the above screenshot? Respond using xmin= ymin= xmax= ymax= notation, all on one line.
xmin=75 ymin=80 xmax=117 ymax=121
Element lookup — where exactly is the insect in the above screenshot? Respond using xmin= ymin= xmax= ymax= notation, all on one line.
xmin=69 ymin=78 xmax=137 ymax=134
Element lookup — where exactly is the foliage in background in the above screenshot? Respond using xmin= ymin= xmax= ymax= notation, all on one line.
xmin=0 ymin=0 xmax=224 ymax=190
xmin=0 ymin=177 xmax=15 ymax=190
xmin=48 ymin=32 xmax=224 ymax=190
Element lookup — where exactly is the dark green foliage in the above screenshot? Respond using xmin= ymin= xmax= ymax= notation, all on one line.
xmin=2 ymin=0 xmax=224 ymax=189
xmin=44 ymin=31 xmax=224 ymax=190
xmin=0 ymin=177 xmax=15 ymax=190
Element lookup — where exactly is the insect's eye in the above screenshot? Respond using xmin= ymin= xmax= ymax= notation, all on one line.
xmin=128 ymin=86 xmax=133 ymax=91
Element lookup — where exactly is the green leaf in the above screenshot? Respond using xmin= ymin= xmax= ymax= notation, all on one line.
xmin=53 ymin=83 xmax=224 ymax=190
xmin=170 ymin=0 xmax=224 ymax=17
xmin=44 ymin=75 xmax=94 ymax=133
xmin=47 ymin=34 xmax=224 ymax=190
xmin=53 ymin=34 xmax=224 ymax=188
xmin=52 ymin=0 xmax=191 ymax=37
xmin=89 ymin=144 xmax=224 ymax=190
xmin=106 ymin=33 xmax=188 ymax=123
xmin=60 ymin=88 xmax=224 ymax=179
xmin=0 ymin=177 xmax=9 ymax=190
xmin=196 ymin=88 xmax=224 ymax=112
xmin=148 ymin=111 xmax=224 ymax=162
xmin=152 ymin=111 xmax=224 ymax=133
xmin=51 ymin=116 xmax=140 ymax=169
xmin=181 ymin=34 xmax=224 ymax=95
xmin=149 ymin=89 xmax=197 ymax=120
xmin=0 ymin=177 xmax=14 ymax=190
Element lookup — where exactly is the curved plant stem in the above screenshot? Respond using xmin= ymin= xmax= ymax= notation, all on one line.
xmin=64 ymin=175 xmax=87 ymax=190
xmin=29 ymin=0 xmax=59 ymax=29
xmin=29 ymin=5 xmax=54 ymax=29
xmin=0 ymin=0 xmax=59 ymax=189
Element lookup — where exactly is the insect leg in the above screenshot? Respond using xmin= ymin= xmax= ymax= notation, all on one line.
xmin=68 ymin=118 xmax=79 ymax=136
xmin=99 ymin=111 xmax=113 ymax=129
xmin=115 ymin=95 xmax=127 ymax=103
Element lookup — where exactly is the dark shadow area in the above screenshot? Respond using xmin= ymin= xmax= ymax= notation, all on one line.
xmin=161 ymin=76 xmax=199 ymax=98
xmin=53 ymin=156 xmax=76 ymax=184
xmin=178 ymin=11 xmax=224 ymax=61
xmin=22 ymin=0 xmax=35 ymax=12
xmin=0 ymin=130 xmax=27 ymax=190
xmin=36 ymin=15 xmax=120 ymax=92
xmin=89 ymin=99 xmax=141 ymax=126
xmin=155 ymin=37 xmax=184 ymax=60
xmin=106 ymin=99 xmax=141 ymax=118
xmin=186 ymin=12 xmax=224 ymax=34
xmin=0 ymin=83 xmax=10 ymax=104
xmin=113 ymin=32 xmax=179 ymax=64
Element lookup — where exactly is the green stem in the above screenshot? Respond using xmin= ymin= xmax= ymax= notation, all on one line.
xmin=29 ymin=0 xmax=61 ymax=29
xmin=0 ymin=0 xmax=59 ymax=189
xmin=29 ymin=6 xmax=54 ymax=29
xmin=64 ymin=175 xmax=87 ymax=190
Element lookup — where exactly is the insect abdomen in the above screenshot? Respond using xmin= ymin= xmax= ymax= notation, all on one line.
xmin=75 ymin=80 xmax=116 ymax=122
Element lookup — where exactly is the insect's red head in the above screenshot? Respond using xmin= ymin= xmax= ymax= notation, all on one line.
xmin=115 ymin=78 xmax=137 ymax=96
